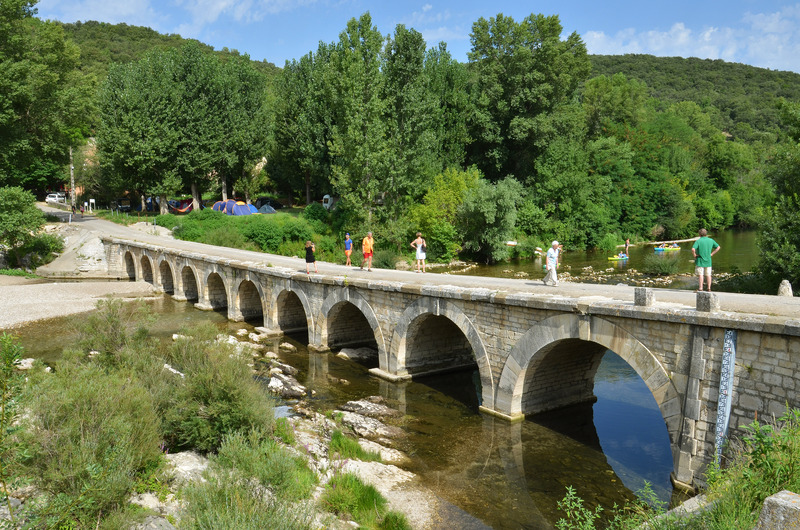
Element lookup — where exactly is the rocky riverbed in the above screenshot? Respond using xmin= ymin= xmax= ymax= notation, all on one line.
xmin=3 ymin=326 xmax=469 ymax=530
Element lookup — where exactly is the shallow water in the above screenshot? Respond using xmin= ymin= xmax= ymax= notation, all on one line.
xmin=9 ymin=296 xmax=681 ymax=529
xmin=454 ymin=229 xmax=757 ymax=289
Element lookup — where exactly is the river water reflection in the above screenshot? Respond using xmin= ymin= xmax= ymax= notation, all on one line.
xmin=12 ymin=296 xmax=681 ymax=529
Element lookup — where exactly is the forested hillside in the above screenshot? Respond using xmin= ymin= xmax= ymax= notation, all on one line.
xmin=60 ymin=20 xmax=280 ymax=84
xmin=591 ymin=54 xmax=800 ymax=140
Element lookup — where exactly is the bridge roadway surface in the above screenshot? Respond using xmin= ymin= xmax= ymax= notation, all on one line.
xmin=41 ymin=206 xmax=800 ymax=320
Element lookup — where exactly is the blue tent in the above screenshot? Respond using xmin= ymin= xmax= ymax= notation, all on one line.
xmin=211 ymin=199 xmax=252 ymax=216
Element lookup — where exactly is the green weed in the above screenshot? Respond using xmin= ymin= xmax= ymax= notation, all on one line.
xmin=330 ymin=430 xmax=381 ymax=462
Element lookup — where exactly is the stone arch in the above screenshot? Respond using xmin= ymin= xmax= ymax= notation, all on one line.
xmin=390 ymin=298 xmax=495 ymax=409
xmin=269 ymin=279 xmax=314 ymax=337
xmin=236 ymin=278 xmax=265 ymax=323
xmin=123 ymin=251 xmax=136 ymax=281
xmin=205 ymin=271 xmax=229 ymax=310
xmin=496 ymin=313 xmax=682 ymax=455
xmin=317 ymin=288 xmax=386 ymax=359
xmin=139 ymin=255 xmax=154 ymax=284
xmin=275 ymin=289 xmax=313 ymax=335
xmin=180 ymin=265 xmax=199 ymax=302
xmin=158 ymin=259 xmax=174 ymax=294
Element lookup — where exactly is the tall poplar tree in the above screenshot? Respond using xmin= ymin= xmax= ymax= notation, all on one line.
xmin=327 ymin=13 xmax=389 ymax=226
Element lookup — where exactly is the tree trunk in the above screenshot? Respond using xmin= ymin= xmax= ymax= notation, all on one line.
xmin=221 ymin=174 xmax=228 ymax=201
xmin=159 ymin=194 xmax=168 ymax=215
xmin=305 ymin=169 xmax=311 ymax=205
xmin=191 ymin=182 xmax=201 ymax=212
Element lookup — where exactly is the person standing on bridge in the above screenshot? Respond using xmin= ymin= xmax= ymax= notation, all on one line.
xmin=344 ymin=233 xmax=353 ymax=267
xmin=361 ymin=232 xmax=374 ymax=272
xmin=692 ymin=228 xmax=720 ymax=292
xmin=305 ymin=241 xmax=318 ymax=274
xmin=543 ymin=240 xmax=561 ymax=286
xmin=410 ymin=232 xmax=427 ymax=273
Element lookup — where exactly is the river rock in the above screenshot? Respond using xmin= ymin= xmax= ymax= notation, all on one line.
xmin=778 ymin=280 xmax=793 ymax=297
xmin=0 ymin=496 xmax=22 ymax=522
xmin=268 ymin=372 xmax=308 ymax=399
xmin=166 ymin=451 xmax=209 ymax=485
xmin=128 ymin=515 xmax=177 ymax=530
xmin=15 ymin=358 xmax=35 ymax=370
xmin=336 ymin=410 xmax=403 ymax=440
xmin=129 ymin=492 xmax=181 ymax=523
xmin=269 ymin=360 xmax=299 ymax=376
xmin=279 ymin=342 xmax=297 ymax=353
xmin=340 ymin=398 xmax=401 ymax=419
xmin=336 ymin=347 xmax=377 ymax=361
xmin=263 ymin=350 xmax=279 ymax=359
xmin=236 ymin=328 xmax=249 ymax=336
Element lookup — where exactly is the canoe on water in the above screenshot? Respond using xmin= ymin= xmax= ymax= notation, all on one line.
xmin=608 ymin=256 xmax=629 ymax=261
xmin=654 ymin=247 xmax=680 ymax=252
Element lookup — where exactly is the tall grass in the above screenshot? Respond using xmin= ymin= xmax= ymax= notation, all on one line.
xmin=322 ymin=472 xmax=410 ymax=529
xmin=330 ymin=430 xmax=381 ymax=462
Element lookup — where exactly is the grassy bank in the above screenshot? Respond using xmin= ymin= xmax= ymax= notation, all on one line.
xmin=0 ymin=299 xmax=409 ymax=529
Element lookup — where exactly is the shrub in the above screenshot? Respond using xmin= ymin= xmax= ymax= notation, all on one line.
xmin=6 ymin=232 xmax=64 ymax=269
xmin=241 ymin=215 xmax=313 ymax=253
xmin=20 ymin=363 xmax=162 ymax=527
xmin=641 ymin=254 xmax=681 ymax=275
xmin=154 ymin=213 xmax=180 ymax=230
xmin=75 ymin=299 xmax=152 ymax=364
xmin=302 ymin=202 xmax=328 ymax=223
xmin=202 ymin=226 xmax=256 ymax=251
xmin=214 ymin=429 xmax=317 ymax=500
xmin=273 ymin=417 xmax=295 ymax=445
xmin=329 ymin=430 xmax=381 ymax=462
xmin=182 ymin=472 xmax=318 ymax=530
xmin=373 ymin=249 xmax=400 ymax=270
xmin=597 ymin=232 xmax=622 ymax=253
xmin=161 ymin=324 xmax=275 ymax=453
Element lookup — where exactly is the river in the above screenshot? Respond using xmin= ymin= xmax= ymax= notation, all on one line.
xmin=12 ymin=293 xmax=687 ymax=529
xmin=452 ymin=229 xmax=757 ymax=289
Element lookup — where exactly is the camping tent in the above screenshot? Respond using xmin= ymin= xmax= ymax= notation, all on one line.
xmin=212 ymin=199 xmax=252 ymax=216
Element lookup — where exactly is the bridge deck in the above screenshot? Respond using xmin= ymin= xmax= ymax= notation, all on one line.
xmin=39 ymin=206 xmax=800 ymax=321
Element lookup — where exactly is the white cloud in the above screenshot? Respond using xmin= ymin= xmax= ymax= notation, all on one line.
xmin=583 ymin=4 xmax=800 ymax=73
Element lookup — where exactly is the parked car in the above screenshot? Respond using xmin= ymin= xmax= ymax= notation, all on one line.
xmin=254 ymin=197 xmax=283 ymax=210
xmin=45 ymin=193 xmax=66 ymax=204
xmin=116 ymin=198 xmax=132 ymax=212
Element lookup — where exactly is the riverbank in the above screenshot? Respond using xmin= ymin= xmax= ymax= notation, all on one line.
xmin=0 ymin=274 xmax=157 ymax=330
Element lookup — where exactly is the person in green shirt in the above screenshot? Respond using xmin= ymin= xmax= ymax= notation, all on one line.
xmin=691 ymin=228 xmax=721 ymax=292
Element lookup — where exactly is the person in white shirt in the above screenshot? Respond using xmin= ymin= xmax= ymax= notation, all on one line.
xmin=543 ymin=240 xmax=561 ymax=286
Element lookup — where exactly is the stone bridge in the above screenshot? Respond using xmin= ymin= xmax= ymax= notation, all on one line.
xmin=103 ymin=236 xmax=800 ymax=489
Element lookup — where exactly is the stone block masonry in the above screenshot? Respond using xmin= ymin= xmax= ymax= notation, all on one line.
xmin=104 ymin=237 xmax=800 ymax=489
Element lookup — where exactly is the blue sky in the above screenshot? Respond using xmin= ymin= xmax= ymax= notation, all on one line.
xmin=35 ymin=0 xmax=800 ymax=73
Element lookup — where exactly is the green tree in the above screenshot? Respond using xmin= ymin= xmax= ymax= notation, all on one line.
xmin=270 ymin=46 xmax=334 ymax=205
xmin=466 ymin=13 xmax=590 ymax=183
xmin=0 ymin=186 xmax=45 ymax=265
xmin=214 ymin=54 xmax=271 ymax=204
xmin=582 ymin=73 xmax=650 ymax=138
xmin=382 ymin=25 xmax=437 ymax=220
xmin=98 ymin=51 xmax=182 ymax=213
xmin=458 ymin=176 xmax=523 ymax=263
xmin=327 ymin=13 xmax=389 ymax=227
xmin=0 ymin=1 xmax=92 ymax=191
xmin=408 ymin=166 xmax=481 ymax=261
